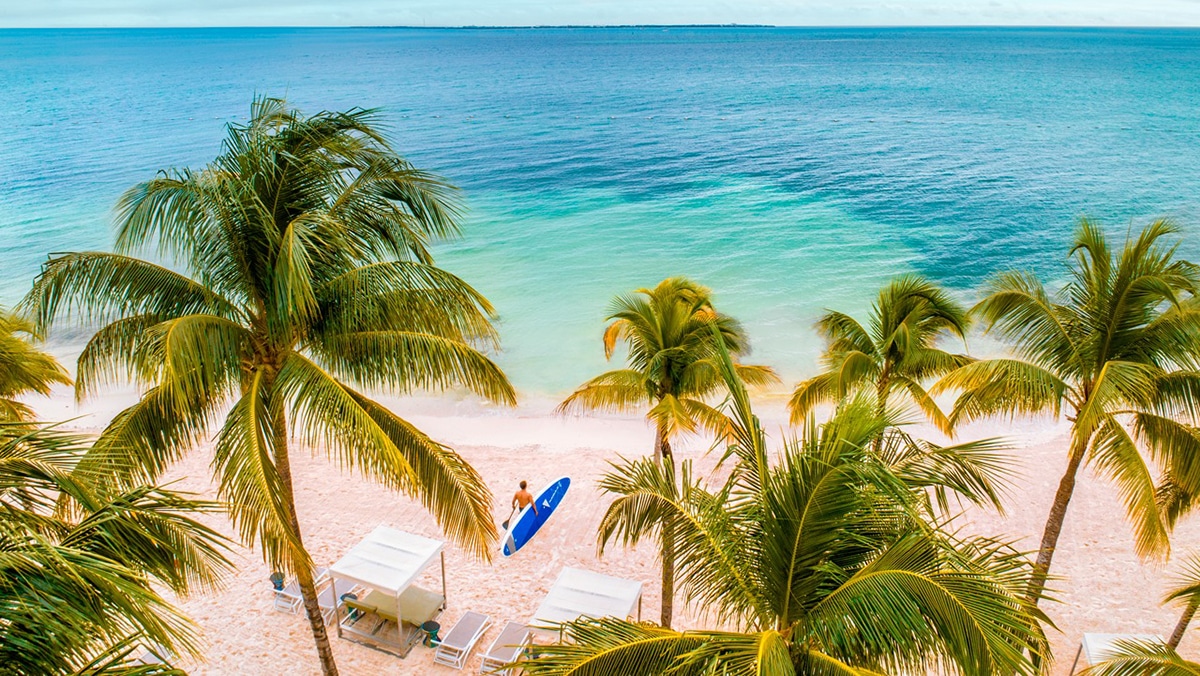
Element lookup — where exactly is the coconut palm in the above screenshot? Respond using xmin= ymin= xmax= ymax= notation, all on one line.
xmin=0 ymin=421 xmax=230 ymax=675
xmin=557 ymin=276 xmax=776 ymax=628
xmin=1163 ymin=553 xmax=1200 ymax=649
xmin=523 ymin=334 xmax=1047 ymax=676
xmin=0 ymin=308 xmax=70 ymax=422
xmin=933 ymin=219 xmax=1200 ymax=610
xmin=22 ymin=97 xmax=516 ymax=676
xmin=788 ymin=273 xmax=971 ymax=434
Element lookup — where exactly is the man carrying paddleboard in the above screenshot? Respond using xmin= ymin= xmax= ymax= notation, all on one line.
xmin=512 ymin=480 xmax=539 ymax=517
xmin=501 ymin=476 xmax=570 ymax=557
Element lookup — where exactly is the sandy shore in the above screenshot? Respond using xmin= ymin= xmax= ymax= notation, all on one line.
xmin=29 ymin=387 xmax=1200 ymax=675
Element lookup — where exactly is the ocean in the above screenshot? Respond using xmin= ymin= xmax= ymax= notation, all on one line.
xmin=1 ymin=27 xmax=1198 ymax=395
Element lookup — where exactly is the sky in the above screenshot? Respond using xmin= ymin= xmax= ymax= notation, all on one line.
xmin=1 ymin=0 xmax=1199 ymax=27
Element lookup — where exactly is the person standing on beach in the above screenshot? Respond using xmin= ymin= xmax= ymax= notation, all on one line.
xmin=512 ymin=480 xmax=538 ymax=516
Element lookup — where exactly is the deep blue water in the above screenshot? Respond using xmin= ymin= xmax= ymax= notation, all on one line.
xmin=1 ymin=27 xmax=1198 ymax=393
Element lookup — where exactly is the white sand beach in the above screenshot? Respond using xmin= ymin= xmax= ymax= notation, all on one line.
xmin=31 ymin=388 xmax=1200 ymax=675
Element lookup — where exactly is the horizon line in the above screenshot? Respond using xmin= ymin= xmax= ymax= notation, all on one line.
xmin=3 ymin=23 xmax=1200 ymax=30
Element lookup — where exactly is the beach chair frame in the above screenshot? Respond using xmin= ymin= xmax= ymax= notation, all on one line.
xmin=272 ymin=579 xmax=303 ymax=614
xmin=272 ymin=565 xmax=332 ymax=615
xmin=432 ymin=611 xmax=492 ymax=670
xmin=134 ymin=642 xmax=175 ymax=667
xmin=479 ymin=621 xmax=534 ymax=674
xmin=318 ymin=583 xmax=360 ymax=625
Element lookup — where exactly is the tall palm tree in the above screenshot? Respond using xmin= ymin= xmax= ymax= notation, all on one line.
xmin=23 ymin=97 xmax=516 ymax=676
xmin=0 ymin=308 xmax=70 ymax=422
xmin=524 ymin=333 xmax=1047 ymax=675
xmin=557 ymin=277 xmax=776 ymax=628
xmin=933 ymin=219 xmax=1200 ymax=610
xmin=789 ymin=273 xmax=971 ymax=435
xmin=0 ymin=421 xmax=231 ymax=675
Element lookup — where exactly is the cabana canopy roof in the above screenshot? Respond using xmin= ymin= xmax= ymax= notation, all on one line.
xmin=1078 ymin=633 xmax=1164 ymax=666
xmin=532 ymin=567 xmax=643 ymax=626
xmin=329 ymin=526 xmax=444 ymax=596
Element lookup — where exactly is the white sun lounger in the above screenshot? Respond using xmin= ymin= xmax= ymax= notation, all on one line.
xmin=273 ymin=579 xmax=303 ymax=614
xmin=433 ymin=611 xmax=492 ymax=669
xmin=272 ymin=566 xmax=332 ymax=615
xmin=479 ymin=621 xmax=533 ymax=674
xmin=134 ymin=642 xmax=175 ymax=666
xmin=318 ymin=583 xmax=359 ymax=625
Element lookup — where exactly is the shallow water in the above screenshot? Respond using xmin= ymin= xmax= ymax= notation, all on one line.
xmin=1 ymin=27 xmax=1198 ymax=394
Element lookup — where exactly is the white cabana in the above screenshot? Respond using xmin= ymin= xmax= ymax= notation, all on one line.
xmin=1068 ymin=633 xmax=1165 ymax=674
xmin=531 ymin=567 xmax=643 ymax=633
xmin=329 ymin=526 xmax=447 ymax=656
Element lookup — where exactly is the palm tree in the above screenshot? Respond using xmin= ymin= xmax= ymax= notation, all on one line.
xmin=523 ymin=333 xmax=1047 ymax=675
xmin=23 ymin=97 xmax=516 ymax=676
xmin=0 ymin=308 xmax=70 ymax=422
xmin=788 ymin=273 xmax=971 ymax=435
xmin=1164 ymin=553 xmax=1200 ymax=649
xmin=0 ymin=421 xmax=231 ymax=675
xmin=933 ymin=219 xmax=1200 ymax=610
xmin=557 ymin=277 xmax=776 ymax=628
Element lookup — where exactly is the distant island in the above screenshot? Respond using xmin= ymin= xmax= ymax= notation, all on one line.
xmin=363 ymin=24 xmax=776 ymax=29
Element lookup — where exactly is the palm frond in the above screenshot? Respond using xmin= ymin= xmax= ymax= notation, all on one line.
xmin=77 ymin=385 xmax=218 ymax=492
xmin=0 ymin=310 xmax=71 ymax=416
xmin=934 ymin=359 xmax=1068 ymax=426
xmin=807 ymin=532 xmax=1045 ymax=676
xmin=309 ymin=329 xmax=515 ymax=405
xmin=282 ymin=354 xmax=497 ymax=559
xmin=1081 ymin=639 xmax=1200 ymax=676
xmin=23 ymin=252 xmax=239 ymax=332
xmin=879 ymin=430 xmax=1015 ymax=514
xmin=557 ymin=369 xmax=651 ymax=416
xmin=971 ymin=270 xmax=1078 ymax=375
xmin=1090 ymin=416 xmax=1171 ymax=559
xmin=210 ymin=370 xmax=300 ymax=572
xmin=520 ymin=618 xmax=708 ymax=675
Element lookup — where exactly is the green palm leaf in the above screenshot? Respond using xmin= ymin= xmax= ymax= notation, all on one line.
xmin=1082 ymin=640 xmax=1200 ymax=676
xmin=0 ymin=422 xmax=232 ymax=675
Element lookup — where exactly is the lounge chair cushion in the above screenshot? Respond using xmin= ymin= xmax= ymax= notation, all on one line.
xmin=399 ymin=585 xmax=445 ymax=625
xmin=362 ymin=586 xmax=445 ymax=626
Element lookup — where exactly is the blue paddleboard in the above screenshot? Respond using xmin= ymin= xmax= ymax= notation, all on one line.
xmin=502 ymin=477 xmax=570 ymax=557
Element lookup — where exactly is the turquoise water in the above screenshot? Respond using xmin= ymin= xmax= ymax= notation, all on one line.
xmin=1 ymin=27 xmax=1198 ymax=394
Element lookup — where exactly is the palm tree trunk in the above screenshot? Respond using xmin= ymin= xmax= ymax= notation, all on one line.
xmin=661 ymin=518 xmax=675 ymax=628
xmin=270 ymin=401 xmax=340 ymax=676
xmin=655 ymin=420 xmax=675 ymax=629
xmin=872 ymin=371 xmax=890 ymax=454
xmin=1025 ymin=438 xmax=1088 ymax=607
xmin=1169 ymin=598 xmax=1198 ymax=649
